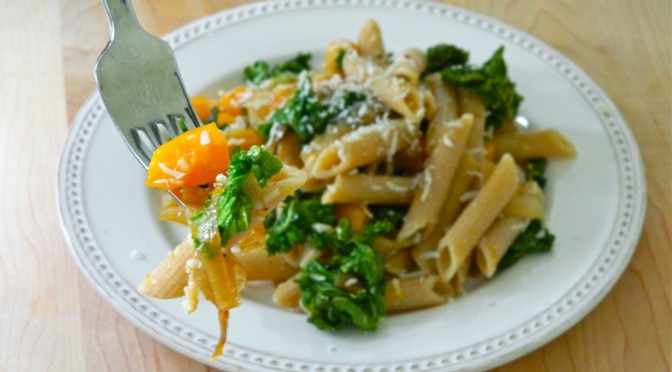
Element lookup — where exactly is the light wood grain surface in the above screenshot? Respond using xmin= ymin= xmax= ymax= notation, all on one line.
xmin=0 ymin=0 xmax=669 ymax=370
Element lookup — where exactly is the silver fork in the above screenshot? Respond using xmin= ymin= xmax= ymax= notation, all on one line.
xmin=95 ymin=0 xmax=202 ymax=204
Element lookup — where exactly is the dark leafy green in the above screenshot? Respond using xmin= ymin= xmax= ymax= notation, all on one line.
xmin=259 ymin=78 xmax=366 ymax=143
xmin=525 ymin=158 xmax=548 ymax=188
xmin=264 ymin=193 xmax=336 ymax=255
xmin=441 ymin=46 xmax=523 ymax=129
xmin=189 ymin=146 xmax=283 ymax=260
xmin=295 ymin=219 xmax=386 ymax=331
xmin=243 ymin=53 xmax=312 ymax=85
xmin=424 ymin=43 xmax=469 ymax=76
xmin=187 ymin=144 xmax=295 ymax=259
xmin=335 ymin=48 xmax=347 ymax=73
xmin=497 ymin=219 xmax=555 ymax=271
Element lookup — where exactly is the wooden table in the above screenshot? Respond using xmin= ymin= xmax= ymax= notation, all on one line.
xmin=1 ymin=0 xmax=669 ymax=370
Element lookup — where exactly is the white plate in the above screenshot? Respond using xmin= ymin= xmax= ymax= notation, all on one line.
xmin=58 ymin=0 xmax=646 ymax=370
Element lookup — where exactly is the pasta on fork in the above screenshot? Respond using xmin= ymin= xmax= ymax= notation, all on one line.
xmin=139 ymin=20 xmax=576 ymax=358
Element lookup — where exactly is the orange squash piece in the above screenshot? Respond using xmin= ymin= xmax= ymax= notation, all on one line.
xmin=224 ymin=128 xmax=265 ymax=151
xmin=191 ymin=95 xmax=212 ymax=122
xmin=146 ymin=123 xmax=230 ymax=190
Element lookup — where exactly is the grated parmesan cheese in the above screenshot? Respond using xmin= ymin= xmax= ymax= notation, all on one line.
xmin=311 ymin=223 xmax=333 ymax=233
xmin=442 ymin=135 xmax=454 ymax=148
xmin=158 ymin=163 xmax=185 ymax=179
xmin=459 ymin=190 xmax=479 ymax=203
xmin=398 ymin=269 xmax=430 ymax=280
xmin=420 ymin=165 xmax=434 ymax=202
xmin=385 ymin=181 xmax=409 ymax=193
xmin=416 ymin=251 xmax=439 ymax=260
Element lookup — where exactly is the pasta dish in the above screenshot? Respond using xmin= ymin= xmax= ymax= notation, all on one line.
xmin=138 ymin=20 xmax=576 ymax=359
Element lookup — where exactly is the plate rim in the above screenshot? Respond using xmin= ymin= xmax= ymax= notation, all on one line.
xmin=57 ymin=0 xmax=647 ymax=370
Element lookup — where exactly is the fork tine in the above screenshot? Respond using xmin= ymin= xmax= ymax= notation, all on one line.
xmin=131 ymin=128 xmax=157 ymax=168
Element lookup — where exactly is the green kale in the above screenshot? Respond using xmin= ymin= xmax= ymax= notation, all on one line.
xmin=525 ymin=158 xmax=548 ymax=188
xmin=335 ymin=48 xmax=347 ymax=73
xmin=259 ymin=78 xmax=366 ymax=143
xmin=189 ymin=196 xmax=219 ymax=260
xmin=243 ymin=53 xmax=312 ymax=85
xmin=497 ymin=219 xmax=555 ymax=271
xmin=441 ymin=46 xmax=523 ymax=129
xmin=259 ymin=77 xmax=331 ymax=143
xmin=264 ymin=193 xmax=336 ymax=255
xmin=424 ymin=43 xmax=469 ymax=76
xmin=360 ymin=206 xmax=407 ymax=243
xmin=215 ymin=146 xmax=282 ymax=244
xmin=295 ymin=220 xmax=386 ymax=331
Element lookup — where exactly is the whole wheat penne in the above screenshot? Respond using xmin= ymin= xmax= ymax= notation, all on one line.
xmin=502 ymin=181 xmax=546 ymax=219
xmin=425 ymin=73 xmax=459 ymax=143
xmin=321 ymin=174 xmax=416 ymax=204
xmin=387 ymin=48 xmax=426 ymax=85
xmin=138 ymin=236 xmax=194 ymax=299
xmin=436 ymin=154 xmax=520 ymax=282
xmin=384 ymin=275 xmax=455 ymax=312
xmin=476 ymin=217 xmax=530 ymax=278
xmin=493 ymin=129 xmax=577 ymax=160
xmin=412 ymin=151 xmax=478 ymax=272
xmin=273 ymin=275 xmax=302 ymax=309
xmin=357 ymin=19 xmax=387 ymax=65
xmin=398 ymin=114 xmax=474 ymax=241
xmin=310 ymin=119 xmax=418 ymax=179
xmin=235 ymin=248 xmax=299 ymax=282
xmin=459 ymin=91 xmax=487 ymax=160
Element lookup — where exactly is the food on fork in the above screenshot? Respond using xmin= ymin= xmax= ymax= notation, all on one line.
xmin=139 ymin=19 xmax=575 ymax=359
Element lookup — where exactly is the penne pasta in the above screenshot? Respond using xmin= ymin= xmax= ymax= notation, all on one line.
xmin=398 ymin=114 xmax=474 ymax=241
xmin=309 ymin=119 xmax=418 ymax=179
xmin=384 ymin=275 xmax=456 ymax=312
xmin=436 ymin=154 xmax=520 ymax=282
xmin=321 ymin=174 xmax=416 ymax=204
xmin=476 ymin=217 xmax=530 ymax=278
xmin=357 ymin=19 xmax=387 ymax=65
xmin=493 ymin=129 xmax=577 ymax=160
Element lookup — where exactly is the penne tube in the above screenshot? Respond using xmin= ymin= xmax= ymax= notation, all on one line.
xmin=384 ymin=275 xmax=456 ymax=312
xmin=425 ymin=73 xmax=459 ymax=143
xmin=310 ymin=119 xmax=418 ymax=179
xmin=398 ymin=114 xmax=474 ymax=241
xmin=493 ymin=129 xmax=577 ymax=160
xmin=321 ymin=174 xmax=416 ymax=205
xmin=235 ymin=248 xmax=299 ymax=282
xmin=502 ymin=181 xmax=546 ymax=219
xmin=275 ymin=131 xmax=303 ymax=168
xmin=436 ymin=154 xmax=520 ymax=282
xmin=385 ymin=248 xmax=418 ymax=275
xmin=342 ymin=53 xmax=426 ymax=124
xmin=387 ymin=48 xmax=426 ymax=85
xmin=476 ymin=217 xmax=530 ymax=278
xmin=412 ymin=151 xmax=478 ymax=272
xmin=459 ymin=91 xmax=487 ymax=160
xmin=273 ymin=275 xmax=302 ymax=309
xmin=357 ymin=19 xmax=387 ymax=65
xmin=373 ymin=236 xmax=418 ymax=257
xmin=138 ymin=236 xmax=194 ymax=299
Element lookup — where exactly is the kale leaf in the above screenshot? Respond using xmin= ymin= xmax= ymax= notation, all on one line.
xmin=295 ymin=219 xmax=386 ymax=331
xmin=524 ymin=158 xmax=548 ymax=188
xmin=264 ymin=192 xmax=336 ymax=255
xmin=497 ymin=219 xmax=555 ymax=271
xmin=188 ymin=146 xmax=282 ymax=258
xmin=260 ymin=78 xmax=366 ymax=143
xmin=215 ymin=146 xmax=282 ymax=244
xmin=441 ymin=46 xmax=523 ymax=129
xmin=244 ymin=53 xmax=312 ymax=85
xmin=424 ymin=43 xmax=469 ymax=76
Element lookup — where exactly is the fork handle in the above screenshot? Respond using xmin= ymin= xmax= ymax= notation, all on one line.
xmin=100 ymin=0 xmax=143 ymax=40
